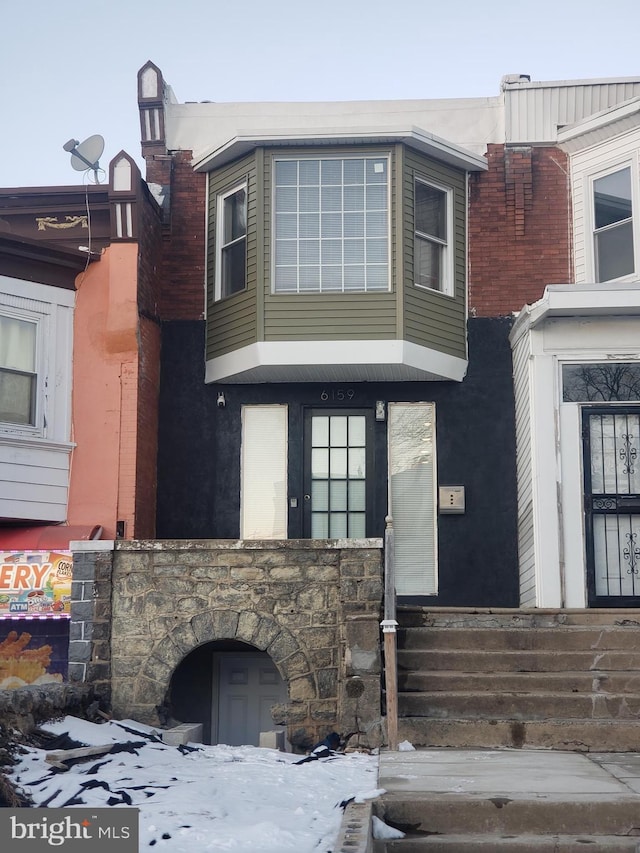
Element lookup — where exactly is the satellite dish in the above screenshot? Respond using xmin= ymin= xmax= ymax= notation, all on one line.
xmin=62 ymin=135 xmax=105 ymax=182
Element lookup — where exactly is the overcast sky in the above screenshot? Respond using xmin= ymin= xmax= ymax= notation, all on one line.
xmin=2 ymin=0 xmax=639 ymax=188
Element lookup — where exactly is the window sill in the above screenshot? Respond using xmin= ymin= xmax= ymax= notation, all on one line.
xmin=0 ymin=431 xmax=75 ymax=453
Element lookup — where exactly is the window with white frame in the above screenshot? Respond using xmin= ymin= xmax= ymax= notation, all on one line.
xmin=593 ymin=166 xmax=635 ymax=282
xmin=273 ymin=156 xmax=389 ymax=294
xmin=216 ymin=183 xmax=247 ymax=300
xmin=0 ymin=313 xmax=38 ymax=426
xmin=414 ymin=177 xmax=452 ymax=294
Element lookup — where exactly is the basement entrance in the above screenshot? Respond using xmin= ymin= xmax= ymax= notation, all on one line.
xmin=168 ymin=640 xmax=288 ymax=746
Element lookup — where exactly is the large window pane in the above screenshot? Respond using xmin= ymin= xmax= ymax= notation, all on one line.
xmin=594 ymin=168 xmax=632 ymax=228
xmin=274 ymin=156 xmax=389 ymax=293
xmin=0 ymin=316 xmax=37 ymax=426
xmin=415 ymin=181 xmax=445 ymax=239
xmin=593 ymin=167 xmax=634 ymax=282
xmin=595 ymin=220 xmax=634 ymax=282
xmin=563 ymin=363 xmax=640 ymax=403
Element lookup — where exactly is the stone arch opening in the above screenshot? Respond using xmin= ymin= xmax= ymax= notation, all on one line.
xmin=166 ymin=639 xmax=289 ymax=746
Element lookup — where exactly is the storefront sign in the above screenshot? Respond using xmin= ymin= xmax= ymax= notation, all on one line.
xmin=0 ymin=551 xmax=72 ymax=617
xmin=0 ymin=618 xmax=70 ymax=689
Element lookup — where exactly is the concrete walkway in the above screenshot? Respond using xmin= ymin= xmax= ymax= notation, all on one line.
xmin=374 ymin=748 xmax=640 ymax=850
xmin=378 ymin=747 xmax=640 ymax=797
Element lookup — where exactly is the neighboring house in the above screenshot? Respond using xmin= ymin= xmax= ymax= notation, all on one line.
xmin=510 ymin=89 xmax=640 ymax=609
xmin=0 ymin=156 xmax=162 ymax=690
xmin=0 ymin=154 xmax=162 ymax=544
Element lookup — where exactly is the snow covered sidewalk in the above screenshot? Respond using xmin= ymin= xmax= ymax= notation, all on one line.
xmin=10 ymin=717 xmax=380 ymax=852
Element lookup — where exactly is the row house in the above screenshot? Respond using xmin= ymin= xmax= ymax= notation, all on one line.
xmin=3 ymin=62 xmax=640 ymax=750
xmin=130 ymin=63 xmax=640 ymax=747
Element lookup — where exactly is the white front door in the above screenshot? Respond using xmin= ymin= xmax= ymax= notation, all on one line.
xmin=214 ymin=653 xmax=288 ymax=747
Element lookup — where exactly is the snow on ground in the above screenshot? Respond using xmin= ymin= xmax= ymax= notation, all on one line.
xmin=10 ymin=716 xmax=379 ymax=852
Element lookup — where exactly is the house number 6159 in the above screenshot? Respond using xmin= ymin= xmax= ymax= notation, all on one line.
xmin=320 ymin=388 xmax=355 ymax=401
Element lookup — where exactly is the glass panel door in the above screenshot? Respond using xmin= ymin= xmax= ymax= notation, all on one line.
xmin=304 ymin=410 xmax=371 ymax=538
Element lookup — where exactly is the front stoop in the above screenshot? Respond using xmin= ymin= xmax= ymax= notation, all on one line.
xmin=372 ymin=749 xmax=640 ymax=851
xmin=375 ymin=795 xmax=640 ymax=851
xmin=395 ymin=607 xmax=640 ymax=752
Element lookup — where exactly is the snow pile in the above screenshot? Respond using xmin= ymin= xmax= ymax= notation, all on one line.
xmin=10 ymin=716 xmax=379 ymax=852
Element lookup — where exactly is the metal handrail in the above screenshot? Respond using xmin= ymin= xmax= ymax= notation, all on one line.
xmin=381 ymin=515 xmax=399 ymax=750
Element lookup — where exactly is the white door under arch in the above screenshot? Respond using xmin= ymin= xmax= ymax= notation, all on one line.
xmin=213 ymin=652 xmax=288 ymax=747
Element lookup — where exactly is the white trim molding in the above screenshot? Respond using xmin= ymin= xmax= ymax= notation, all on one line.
xmin=205 ymin=339 xmax=468 ymax=384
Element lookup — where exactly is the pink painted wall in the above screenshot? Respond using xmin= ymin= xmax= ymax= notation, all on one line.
xmin=67 ymin=244 xmax=140 ymax=540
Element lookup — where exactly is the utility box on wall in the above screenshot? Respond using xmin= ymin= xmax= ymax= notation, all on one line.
xmin=439 ymin=486 xmax=465 ymax=514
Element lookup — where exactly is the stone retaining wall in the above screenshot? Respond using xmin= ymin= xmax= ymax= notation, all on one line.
xmin=0 ymin=682 xmax=96 ymax=734
xmin=75 ymin=539 xmax=385 ymax=750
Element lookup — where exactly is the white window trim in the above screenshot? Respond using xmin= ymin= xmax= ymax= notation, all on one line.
xmin=214 ymin=180 xmax=247 ymax=302
xmin=270 ymin=154 xmax=391 ymax=296
xmin=413 ymin=176 xmax=454 ymax=297
xmin=0 ymin=276 xmax=73 ymax=442
xmin=586 ymin=158 xmax=638 ymax=284
xmin=0 ymin=308 xmax=40 ymax=431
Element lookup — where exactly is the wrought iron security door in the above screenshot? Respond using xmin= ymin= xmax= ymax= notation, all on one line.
xmin=583 ymin=408 xmax=640 ymax=606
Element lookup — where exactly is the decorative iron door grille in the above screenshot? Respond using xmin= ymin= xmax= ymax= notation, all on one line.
xmin=583 ymin=407 xmax=640 ymax=606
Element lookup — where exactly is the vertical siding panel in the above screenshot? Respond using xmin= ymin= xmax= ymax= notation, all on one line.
xmin=511 ymin=325 xmax=535 ymax=607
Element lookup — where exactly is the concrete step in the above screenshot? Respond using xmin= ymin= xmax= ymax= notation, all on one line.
xmin=378 ymin=833 xmax=640 ymax=851
xmin=398 ymin=607 xmax=640 ymax=629
xmin=397 ymin=718 xmax=640 ymax=751
xmin=399 ymin=626 xmax=640 ymax=651
xmin=398 ymin=669 xmax=640 ymax=694
xmin=397 ymin=690 xmax=640 ymax=720
xmin=397 ymin=648 xmax=640 ymax=672
xmin=377 ymin=792 xmax=640 ymax=835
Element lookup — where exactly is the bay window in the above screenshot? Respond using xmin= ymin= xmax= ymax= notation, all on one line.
xmin=273 ymin=156 xmax=389 ymax=293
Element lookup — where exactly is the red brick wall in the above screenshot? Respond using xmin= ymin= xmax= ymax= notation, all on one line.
xmin=160 ymin=151 xmax=207 ymax=321
xmin=134 ymin=317 xmax=161 ymax=538
xmin=469 ymin=144 xmax=572 ymax=317
xmin=133 ymin=187 xmax=163 ymax=537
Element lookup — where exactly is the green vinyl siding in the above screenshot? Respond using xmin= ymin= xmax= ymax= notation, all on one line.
xmin=205 ymin=142 xmax=468 ymax=366
xmin=263 ymin=146 xmax=397 ymax=341
xmin=206 ymin=153 xmax=259 ymax=360
xmin=402 ymin=148 xmax=467 ymax=360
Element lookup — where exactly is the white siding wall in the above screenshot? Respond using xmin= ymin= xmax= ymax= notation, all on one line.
xmin=0 ymin=276 xmax=74 ymax=523
xmin=505 ymin=81 xmax=640 ymax=144
xmin=569 ymin=127 xmax=640 ymax=283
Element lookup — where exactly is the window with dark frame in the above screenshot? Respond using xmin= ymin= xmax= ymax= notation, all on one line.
xmin=414 ymin=178 xmax=448 ymax=293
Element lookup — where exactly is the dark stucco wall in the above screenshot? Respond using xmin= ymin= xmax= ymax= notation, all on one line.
xmin=156 ymin=317 xmax=518 ymax=607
